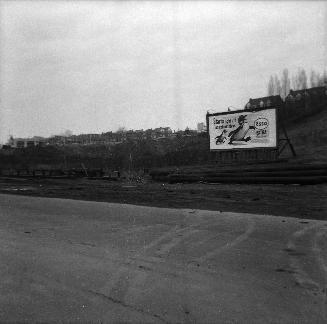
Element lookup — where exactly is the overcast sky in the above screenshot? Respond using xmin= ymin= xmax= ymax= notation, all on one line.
xmin=0 ymin=0 xmax=326 ymax=142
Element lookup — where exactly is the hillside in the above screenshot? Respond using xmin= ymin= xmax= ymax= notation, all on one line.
xmin=0 ymin=106 xmax=326 ymax=219
xmin=285 ymin=107 xmax=327 ymax=162
xmin=0 ymin=105 xmax=326 ymax=173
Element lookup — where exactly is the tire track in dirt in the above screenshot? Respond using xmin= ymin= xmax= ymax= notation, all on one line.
xmin=138 ymin=214 xmax=214 ymax=258
xmin=312 ymin=226 xmax=327 ymax=321
xmin=86 ymin=288 xmax=170 ymax=324
xmin=155 ymin=228 xmax=201 ymax=257
xmin=312 ymin=227 xmax=327 ymax=274
xmin=101 ymin=216 xmax=214 ymax=321
xmin=104 ymin=265 xmax=155 ymax=317
xmin=140 ymin=225 xmax=183 ymax=253
xmin=196 ymin=217 xmax=256 ymax=262
xmin=287 ymin=224 xmax=323 ymax=293
xmin=98 ymin=224 xmax=180 ymax=320
xmin=42 ymin=270 xmax=169 ymax=323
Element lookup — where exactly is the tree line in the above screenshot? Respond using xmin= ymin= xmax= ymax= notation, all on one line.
xmin=0 ymin=134 xmax=209 ymax=172
xmin=267 ymin=68 xmax=327 ymax=99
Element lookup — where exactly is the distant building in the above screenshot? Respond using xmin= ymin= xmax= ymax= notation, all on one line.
xmin=48 ymin=135 xmax=66 ymax=146
xmin=197 ymin=122 xmax=207 ymax=133
xmin=285 ymin=86 xmax=327 ymax=103
xmin=101 ymin=131 xmax=124 ymax=145
xmin=184 ymin=127 xmax=197 ymax=136
xmin=6 ymin=126 xmax=176 ymax=148
xmin=153 ymin=127 xmax=172 ymax=140
xmin=244 ymin=95 xmax=283 ymax=110
xmin=144 ymin=127 xmax=172 ymax=141
xmin=8 ymin=136 xmax=46 ymax=148
xmin=126 ymin=130 xmax=139 ymax=142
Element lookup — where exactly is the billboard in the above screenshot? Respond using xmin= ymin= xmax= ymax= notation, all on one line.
xmin=208 ymin=108 xmax=277 ymax=150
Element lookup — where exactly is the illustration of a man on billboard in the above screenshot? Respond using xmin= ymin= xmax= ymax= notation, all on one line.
xmin=228 ymin=115 xmax=255 ymax=144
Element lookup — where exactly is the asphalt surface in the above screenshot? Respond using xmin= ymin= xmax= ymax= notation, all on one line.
xmin=0 ymin=194 xmax=326 ymax=323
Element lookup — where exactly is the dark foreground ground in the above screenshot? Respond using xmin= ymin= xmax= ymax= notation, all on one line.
xmin=1 ymin=194 xmax=326 ymax=323
xmin=0 ymin=176 xmax=326 ymax=220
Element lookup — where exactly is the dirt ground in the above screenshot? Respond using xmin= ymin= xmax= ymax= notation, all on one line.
xmin=0 ymin=194 xmax=327 ymax=324
xmin=2 ymin=194 xmax=326 ymax=323
xmin=0 ymin=177 xmax=326 ymax=220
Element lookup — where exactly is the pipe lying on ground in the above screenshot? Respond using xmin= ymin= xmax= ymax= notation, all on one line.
xmin=168 ymin=175 xmax=327 ymax=185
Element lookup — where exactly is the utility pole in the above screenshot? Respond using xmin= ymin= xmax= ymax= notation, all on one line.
xmin=129 ymin=152 xmax=132 ymax=180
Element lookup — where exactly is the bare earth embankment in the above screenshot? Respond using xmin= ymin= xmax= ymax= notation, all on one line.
xmin=0 ymin=177 xmax=326 ymax=220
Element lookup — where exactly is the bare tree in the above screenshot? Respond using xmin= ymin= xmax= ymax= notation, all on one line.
xmin=273 ymin=74 xmax=281 ymax=96
xmin=323 ymin=71 xmax=327 ymax=86
xmin=281 ymin=68 xmax=290 ymax=99
xmin=310 ymin=70 xmax=318 ymax=87
xmin=293 ymin=68 xmax=307 ymax=90
xmin=300 ymin=69 xmax=308 ymax=89
xmin=317 ymin=71 xmax=327 ymax=86
xmin=267 ymin=67 xmax=325 ymax=98
xmin=309 ymin=70 xmax=327 ymax=87
xmin=267 ymin=75 xmax=274 ymax=96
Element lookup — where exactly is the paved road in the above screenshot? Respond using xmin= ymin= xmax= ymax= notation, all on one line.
xmin=0 ymin=194 xmax=326 ymax=323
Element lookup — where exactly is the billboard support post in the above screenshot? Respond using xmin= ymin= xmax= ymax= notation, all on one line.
xmin=277 ymin=109 xmax=296 ymax=158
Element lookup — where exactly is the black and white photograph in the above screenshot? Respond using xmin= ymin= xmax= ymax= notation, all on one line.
xmin=0 ymin=0 xmax=326 ymax=322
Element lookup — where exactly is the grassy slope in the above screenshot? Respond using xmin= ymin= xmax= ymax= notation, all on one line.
xmin=285 ymin=106 xmax=327 ymax=162
xmin=150 ymin=106 xmax=327 ymax=175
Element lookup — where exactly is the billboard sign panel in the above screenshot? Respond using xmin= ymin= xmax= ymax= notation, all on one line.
xmin=208 ymin=108 xmax=277 ymax=150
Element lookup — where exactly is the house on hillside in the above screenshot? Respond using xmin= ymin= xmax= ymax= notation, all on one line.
xmin=284 ymin=86 xmax=327 ymax=119
xmin=100 ymin=131 xmax=124 ymax=145
xmin=144 ymin=127 xmax=172 ymax=140
xmin=8 ymin=136 xmax=46 ymax=148
xmin=124 ymin=130 xmax=139 ymax=142
xmin=285 ymin=86 xmax=327 ymax=103
xmin=197 ymin=122 xmax=207 ymax=133
xmin=154 ymin=127 xmax=172 ymax=139
xmin=244 ymin=95 xmax=283 ymax=110
xmin=48 ymin=136 xmax=67 ymax=146
xmin=134 ymin=129 xmax=146 ymax=141
xmin=183 ymin=127 xmax=197 ymax=137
